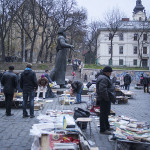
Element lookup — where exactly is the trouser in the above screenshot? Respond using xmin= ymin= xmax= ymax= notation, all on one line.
xmin=76 ymin=86 xmax=83 ymax=103
xmin=36 ymin=86 xmax=47 ymax=99
xmin=144 ymin=84 xmax=149 ymax=93
xmin=4 ymin=93 xmax=14 ymax=115
xmin=46 ymin=85 xmax=55 ymax=98
xmin=22 ymin=91 xmax=35 ymax=116
xmin=124 ymin=84 xmax=130 ymax=90
xmin=99 ymin=100 xmax=111 ymax=132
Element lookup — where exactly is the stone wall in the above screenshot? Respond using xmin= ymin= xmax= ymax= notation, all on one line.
xmin=81 ymin=68 xmax=150 ymax=84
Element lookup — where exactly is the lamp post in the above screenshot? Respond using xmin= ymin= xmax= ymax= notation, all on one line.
xmin=22 ymin=28 xmax=25 ymax=62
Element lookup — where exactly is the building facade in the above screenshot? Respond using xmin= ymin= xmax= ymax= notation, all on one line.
xmin=97 ymin=0 xmax=150 ymax=67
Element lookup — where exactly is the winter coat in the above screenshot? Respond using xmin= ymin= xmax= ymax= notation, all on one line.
xmin=38 ymin=77 xmax=48 ymax=87
xmin=143 ymin=77 xmax=149 ymax=85
xmin=1 ymin=71 xmax=17 ymax=94
xmin=96 ymin=74 xmax=115 ymax=103
xmin=20 ymin=69 xmax=38 ymax=92
xmin=50 ymin=34 xmax=73 ymax=85
xmin=124 ymin=74 xmax=131 ymax=85
xmin=71 ymin=81 xmax=83 ymax=93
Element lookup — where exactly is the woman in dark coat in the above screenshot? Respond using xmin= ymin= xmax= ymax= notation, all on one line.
xmin=50 ymin=27 xmax=74 ymax=88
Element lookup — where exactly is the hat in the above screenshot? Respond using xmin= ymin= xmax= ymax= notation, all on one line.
xmin=41 ymin=74 xmax=45 ymax=78
xmin=103 ymin=66 xmax=113 ymax=72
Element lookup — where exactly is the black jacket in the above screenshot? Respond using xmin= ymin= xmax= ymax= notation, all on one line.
xmin=20 ymin=69 xmax=38 ymax=92
xmin=71 ymin=81 xmax=83 ymax=93
xmin=1 ymin=71 xmax=17 ymax=94
xmin=96 ymin=74 xmax=115 ymax=103
xmin=143 ymin=77 xmax=149 ymax=85
xmin=124 ymin=74 xmax=131 ymax=85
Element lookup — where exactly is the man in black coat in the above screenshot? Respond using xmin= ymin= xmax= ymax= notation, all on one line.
xmin=20 ymin=63 xmax=38 ymax=118
xmin=96 ymin=66 xmax=115 ymax=135
xmin=1 ymin=66 xmax=17 ymax=116
xmin=124 ymin=72 xmax=131 ymax=90
xmin=143 ymin=76 xmax=149 ymax=93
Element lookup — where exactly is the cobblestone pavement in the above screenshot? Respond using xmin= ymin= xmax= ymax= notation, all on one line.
xmin=0 ymin=86 xmax=150 ymax=150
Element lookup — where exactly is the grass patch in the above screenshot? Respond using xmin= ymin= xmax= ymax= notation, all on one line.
xmin=84 ymin=64 xmax=149 ymax=70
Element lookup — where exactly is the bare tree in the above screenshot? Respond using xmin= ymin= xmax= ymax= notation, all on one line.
xmin=0 ymin=0 xmax=17 ymax=61
xmin=85 ymin=21 xmax=103 ymax=64
xmin=104 ymin=8 xmax=124 ymax=65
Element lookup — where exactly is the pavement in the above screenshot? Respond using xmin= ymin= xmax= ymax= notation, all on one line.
xmin=0 ymin=86 xmax=150 ymax=150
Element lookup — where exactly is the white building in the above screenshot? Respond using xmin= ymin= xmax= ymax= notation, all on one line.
xmin=97 ymin=0 xmax=150 ymax=67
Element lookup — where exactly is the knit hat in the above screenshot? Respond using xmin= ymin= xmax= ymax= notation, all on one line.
xmin=41 ymin=74 xmax=45 ymax=78
xmin=103 ymin=66 xmax=113 ymax=72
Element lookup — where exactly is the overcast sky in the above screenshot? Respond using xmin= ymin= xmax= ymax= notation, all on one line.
xmin=76 ymin=0 xmax=150 ymax=22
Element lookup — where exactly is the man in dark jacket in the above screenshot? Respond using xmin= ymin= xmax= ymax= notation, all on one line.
xmin=69 ymin=80 xmax=83 ymax=104
xmin=20 ymin=63 xmax=38 ymax=118
xmin=124 ymin=72 xmax=131 ymax=90
xmin=44 ymin=70 xmax=55 ymax=98
xmin=96 ymin=66 xmax=115 ymax=135
xmin=1 ymin=66 xmax=17 ymax=116
xmin=143 ymin=76 xmax=149 ymax=93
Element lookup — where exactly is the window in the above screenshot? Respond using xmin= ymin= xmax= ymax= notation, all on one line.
xmin=143 ymin=34 xmax=147 ymax=41
xmin=133 ymin=46 xmax=137 ymax=54
xmin=143 ymin=47 xmax=147 ymax=54
xmin=133 ymin=59 xmax=137 ymax=66
xmin=108 ymin=46 xmax=112 ymax=54
xmin=134 ymin=34 xmax=138 ymax=41
xmin=139 ymin=17 xmax=142 ymax=21
xmin=119 ymin=46 xmax=123 ymax=54
xmin=119 ymin=59 xmax=123 ymax=65
xmin=119 ymin=33 xmax=124 ymax=41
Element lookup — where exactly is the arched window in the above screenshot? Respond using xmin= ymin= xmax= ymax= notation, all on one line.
xmin=119 ymin=33 xmax=124 ymax=41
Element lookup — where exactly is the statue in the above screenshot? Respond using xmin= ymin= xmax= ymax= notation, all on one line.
xmin=50 ymin=27 xmax=74 ymax=88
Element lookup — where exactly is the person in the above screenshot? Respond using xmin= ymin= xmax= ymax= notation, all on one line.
xmin=84 ymin=73 xmax=87 ymax=82
xmin=143 ymin=75 xmax=149 ymax=93
xmin=1 ymin=66 xmax=17 ymax=116
xmin=44 ymin=70 xmax=55 ymax=98
xmin=140 ymin=73 xmax=144 ymax=85
xmin=124 ymin=72 xmax=131 ymax=90
xmin=69 ymin=80 xmax=84 ymax=104
xmin=20 ymin=63 xmax=38 ymax=118
xmin=120 ymin=74 xmax=124 ymax=89
xmin=50 ymin=27 xmax=74 ymax=88
xmin=72 ymin=71 xmax=75 ymax=79
xmin=111 ymin=74 xmax=117 ymax=86
xmin=96 ymin=66 xmax=115 ymax=135
xmin=36 ymin=74 xmax=48 ymax=100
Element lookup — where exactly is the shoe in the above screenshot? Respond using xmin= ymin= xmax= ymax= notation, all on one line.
xmin=100 ymin=130 xmax=112 ymax=135
xmin=107 ymin=127 xmax=114 ymax=131
xmin=23 ymin=114 xmax=29 ymax=118
xmin=30 ymin=115 xmax=35 ymax=118
xmin=6 ymin=114 xmax=14 ymax=116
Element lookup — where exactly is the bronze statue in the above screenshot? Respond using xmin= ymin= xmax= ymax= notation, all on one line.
xmin=50 ymin=27 xmax=74 ymax=88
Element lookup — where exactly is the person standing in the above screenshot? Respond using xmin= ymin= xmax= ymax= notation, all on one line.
xmin=120 ymin=74 xmax=124 ymax=89
xmin=20 ymin=63 xmax=38 ymax=118
xmin=36 ymin=74 xmax=48 ymax=100
xmin=143 ymin=75 xmax=149 ymax=93
xmin=96 ymin=66 xmax=115 ymax=135
xmin=124 ymin=72 xmax=131 ymax=90
xmin=50 ymin=27 xmax=74 ymax=88
xmin=69 ymin=80 xmax=83 ymax=104
xmin=1 ymin=66 xmax=17 ymax=116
